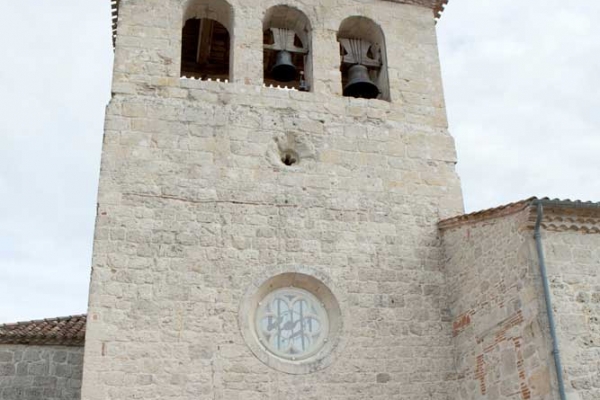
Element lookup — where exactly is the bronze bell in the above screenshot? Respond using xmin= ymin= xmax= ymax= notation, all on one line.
xmin=271 ymin=50 xmax=297 ymax=82
xmin=343 ymin=64 xmax=380 ymax=99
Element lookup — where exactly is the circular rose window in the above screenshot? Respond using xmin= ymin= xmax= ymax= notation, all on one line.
xmin=256 ymin=288 xmax=328 ymax=360
xmin=239 ymin=269 xmax=344 ymax=374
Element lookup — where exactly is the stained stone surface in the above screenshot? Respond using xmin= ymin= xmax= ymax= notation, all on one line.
xmin=442 ymin=205 xmax=600 ymax=400
xmin=442 ymin=209 xmax=559 ymax=400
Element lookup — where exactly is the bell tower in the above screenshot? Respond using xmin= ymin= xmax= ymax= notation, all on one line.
xmin=82 ymin=0 xmax=462 ymax=398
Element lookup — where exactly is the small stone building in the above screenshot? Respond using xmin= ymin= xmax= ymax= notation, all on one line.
xmin=0 ymin=316 xmax=85 ymax=400
xmin=440 ymin=198 xmax=600 ymax=400
xmin=1 ymin=0 xmax=598 ymax=399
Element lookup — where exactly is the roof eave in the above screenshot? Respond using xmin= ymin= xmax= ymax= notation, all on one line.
xmin=439 ymin=197 xmax=600 ymax=231
xmin=0 ymin=315 xmax=86 ymax=347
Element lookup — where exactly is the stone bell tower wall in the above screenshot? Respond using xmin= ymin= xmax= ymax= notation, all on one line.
xmin=82 ymin=0 xmax=464 ymax=399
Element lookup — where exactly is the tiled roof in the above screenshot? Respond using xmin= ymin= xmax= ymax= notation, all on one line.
xmin=0 ymin=315 xmax=86 ymax=347
xmin=439 ymin=197 xmax=600 ymax=230
xmin=439 ymin=198 xmax=535 ymax=230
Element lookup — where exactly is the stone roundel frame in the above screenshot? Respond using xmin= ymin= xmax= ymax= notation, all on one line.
xmin=239 ymin=266 xmax=346 ymax=375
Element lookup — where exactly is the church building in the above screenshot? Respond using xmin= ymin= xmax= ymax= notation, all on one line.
xmin=1 ymin=1 xmax=598 ymax=399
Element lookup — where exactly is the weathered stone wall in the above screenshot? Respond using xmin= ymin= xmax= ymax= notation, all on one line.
xmin=543 ymin=227 xmax=600 ymax=400
xmin=82 ymin=0 xmax=463 ymax=399
xmin=441 ymin=210 xmax=559 ymax=400
xmin=0 ymin=344 xmax=83 ymax=400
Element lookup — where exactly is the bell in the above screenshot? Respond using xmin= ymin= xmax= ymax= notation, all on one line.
xmin=271 ymin=50 xmax=297 ymax=82
xmin=343 ymin=64 xmax=380 ymax=99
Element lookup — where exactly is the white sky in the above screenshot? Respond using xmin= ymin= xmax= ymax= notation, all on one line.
xmin=0 ymin=0 xmax=598 ymax=323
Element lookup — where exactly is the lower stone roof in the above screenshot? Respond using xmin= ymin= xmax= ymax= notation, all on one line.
xmin=439 ymin=197 xmax=600 ymax=231
xmin=0 ymin=314 xmax=86 ymax=347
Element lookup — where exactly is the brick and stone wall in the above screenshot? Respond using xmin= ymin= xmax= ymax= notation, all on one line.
xmin=542 ymin=213 xmax=600 ymax=400
xmin=0 ymin=344 xmax=83 ymax=400
xmin=441 ymin=209 xmax=559 ymax=400
xmin=82 ymin=0 xmax=463 ymax=399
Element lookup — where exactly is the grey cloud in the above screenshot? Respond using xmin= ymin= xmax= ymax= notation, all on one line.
xmin=0 ymin=1 xmax=112 ymax=322
xmin=438 ymin=0 xmax=600 ymax=211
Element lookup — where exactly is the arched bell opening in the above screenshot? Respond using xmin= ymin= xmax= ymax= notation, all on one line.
xmin=181 ymin=0 xmax=234 ymax=81
xmin=263 ymin=6 xmax=312 ymax=91
xmin=338 ymin=16 xmax=390 ymax=101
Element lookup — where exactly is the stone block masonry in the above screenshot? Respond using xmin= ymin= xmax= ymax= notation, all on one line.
xmin=85 ymin=86 xmax=462 ymax=399
xmin=0 ymin=345 xmax=83 ymax=400
xmin=541 ymin=209 xmax=600 ymax=400
xmin=440 ymin=201 xmax=600 ymax=400
xmin=82 ymin=0 xmax=464 ymax=399
xmin=441 ymin=209 xmax=559 ymax=400
xmin=1 ymin=0 xmax=596 ymax=399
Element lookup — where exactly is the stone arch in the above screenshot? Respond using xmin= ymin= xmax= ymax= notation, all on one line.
xmin=181 ymin=0 xmax=234 ymax=81
xmin=337 ymin=16 xmax=390 ymax=101
xmin=263 ymin=5 xmax=312 ymax=91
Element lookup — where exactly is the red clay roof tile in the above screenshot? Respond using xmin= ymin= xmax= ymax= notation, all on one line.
xmin=439 ymin=197 xmax=600 ymax=230
xmin=0 ymin=315 xmax=86 ymax=346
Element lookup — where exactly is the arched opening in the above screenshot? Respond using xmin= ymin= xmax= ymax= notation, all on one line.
xmin=263 ymin=6 xmax=312 ymax=91
xmin=181 ymin=0 xmax=233 ymax=81
xmin=337 ymin=16 xmax=390 ymax=101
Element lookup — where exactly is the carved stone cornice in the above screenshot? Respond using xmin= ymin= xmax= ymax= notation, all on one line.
xmin=110 ymin=0 xmax=450 ymax=46
xmin=386 ymin=0 xmax=449 ymax=19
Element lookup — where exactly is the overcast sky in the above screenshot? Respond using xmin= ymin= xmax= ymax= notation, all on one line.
xmin=0 ymin=0 xmax=598 ymax=323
